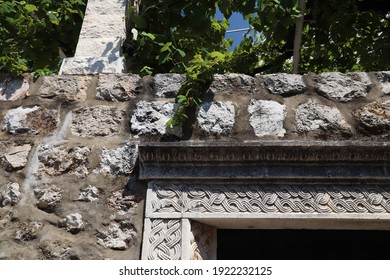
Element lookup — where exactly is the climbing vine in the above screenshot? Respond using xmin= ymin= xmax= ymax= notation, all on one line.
xmin=125 ymin=0 xmax=390 ymax=127
xmin=0 ymin=0 xmax=87 ymax=74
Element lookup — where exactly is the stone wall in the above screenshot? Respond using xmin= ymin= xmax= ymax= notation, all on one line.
xmin=0 ymin=71 xmax=389 ymax=259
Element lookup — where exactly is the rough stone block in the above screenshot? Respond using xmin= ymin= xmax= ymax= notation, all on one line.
xmin=0 ymin=74 xmax=29 ymax=101
xmin=2 ymin=106 xmax=58 ymax=135
xmin=208 ymin=73 xmax=255 ymax=95
xmin=74 ymin=37 xmax=122 ymax=58
xmin=131 ymin=101 xmax=182 ymax=137
xmin=374 ymin=71 xmax=390 ymax=95
xmin=97 ymin=222 xmax=136 ymax=250
xmin=59 ymin=213 xmax=85 ymax=234
xmin=34 ymin=185 xmax=63 ymax=211
xmin=108 ymin=190 xmax=139 ymax=215
xmin=85 ymin=0 xmax=127 ymax=15
xmin=95 ymin=142 xmax=138 ymax=176
xmin=71 ymin=106 xmax=125 ymax=137
xmin=76 ymin=186 xmax=100 ymax=202
xmin=96 ymin=74 xmax=141 ymax=101
xmin=79 ymin=15 xmax=126 ymax=39
xmin=14 ymin=221 xmax=43 ymax=241
xmin=315 ymin=72 xmax=372 ymax=102
xmin=1 ymin=182 xmax=21 ymax=207
xmin=197 ymin=101 xmax=235 ymax=135
xmin=295 ymin=100 xmax=352 ymax=133
xmin=261 ymin=73 xmax=306 ymax=96
xmin=1 ymin=144 xmax=32 ymax=171
xmin=59 ymin=57 xmax=126 ymax=75
xmin=38 ymin=145 xmax=90 ymax=178
xmin=38 ymin=75 xmax=91 ymax=102
xmin=153 ymin=74 xmax=185 ymax=98
xmin=353 ymin=100 xmax=390 ymax=134
xmin=248 ymin=100 xmax=286 ymax=137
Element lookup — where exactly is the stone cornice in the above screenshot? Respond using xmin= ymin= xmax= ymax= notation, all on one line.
xmin=139 ymin=141 xmax=390 ymax=180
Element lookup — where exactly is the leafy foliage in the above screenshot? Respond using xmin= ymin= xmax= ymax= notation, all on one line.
xmin=125 ymin=0 xmax=390 ymax=126
xmin=0 ymin=0 xmax=87 ymax=74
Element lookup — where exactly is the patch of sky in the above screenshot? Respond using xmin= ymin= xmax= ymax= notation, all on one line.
xmin=216 ymin=9 xmax=254 ymax=51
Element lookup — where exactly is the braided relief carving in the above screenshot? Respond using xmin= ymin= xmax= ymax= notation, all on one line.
xmin=147 ymin=219 xmax=181 ymax=260
xmin=150 ymin=184 xmax=390 ymax=214
xmin=190 ymin=221 xmax=217 ymax=260
xmin=150 ymin=184 xmax=182 ymax=213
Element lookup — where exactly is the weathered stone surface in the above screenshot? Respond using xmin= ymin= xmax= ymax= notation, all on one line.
xmin=34 ymin=186 xmax=63 ymax=211
xmin=108 ymin=190 xmax=139 ymax=215
xmin=74 ymin=37 xmax=122 ymax=59
xmin=14 ymin=222 xmax=43 ymax=242
xmin=59 ymin=213 xmax=84 ymax=234
xmin=131 ymin=101 xmax=182 ymax=137
xmin=261 ymin=73 xmax=306 ymax=96
xmin=2 ymin=106 xmax=58 ymax=135
xmin=0 ymin=74 xmax=29 ymax=101
xmin=208 ymin=73 xmax=255 ymax=95
xmin=315 ymin=72 xmax=372 ymax=102
xmin=97 ymin=222 xmax=136 ymax=250
xmin=375 ymin=71 xmax=390 ymax=95
xmin=153 ymin=74 xmax=185 ymax=98
xmin=353 ymin=100 xmax=390 ymax=134
xmin=76 ymin=186 xmax=99 ymax=202
xmin=197 ymin=101 xmax=235 ymax=135
xmin=1 ymin=144 xmax=31 ymax=171
xmin=80 ymin=13 xmax=126 ymax=38
xmin=1 ymin=183 xmax=21 ymax=207
xmin=95 ymin=142 xmax=138 ymax=176
xmin=38 ymin=76 xmax=91 ymax=102
xmin=39 ymin=239 xmax=72 ymax=259
xmin=96 ymin=74 xmax=141 ymax=101
xmin=38 ymin=145 xmax=90 ymax=178
xmin=71 ymin=106 xmax=125 ymax=137
xmin=84 ymin=0 xmax=127 ymax=16
xmin=295 ymin=100 xmax=352 ymax=133
xmin=248 ymin=100 xmax=286 ymax=137
xmin=59 ymin=57 xmax=126 ymax=75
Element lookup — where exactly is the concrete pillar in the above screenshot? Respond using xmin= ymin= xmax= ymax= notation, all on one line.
xmin=59 ymin=0 xmax=127 ymax=74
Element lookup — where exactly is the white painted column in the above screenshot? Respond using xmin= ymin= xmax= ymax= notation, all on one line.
xmin=60 ymin=0 xmax=127 ymax=74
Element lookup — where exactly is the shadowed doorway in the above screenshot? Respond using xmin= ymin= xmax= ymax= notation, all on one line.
xmin=217 ymin=229 xmax=390 ymax=259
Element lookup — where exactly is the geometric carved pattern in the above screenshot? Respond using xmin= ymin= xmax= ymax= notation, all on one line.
xmin=150 ymin=184 xmax=183 ymax=213
xmin=190 ymin=221 xmax=217 ymax=260
xmin=147 ymin=219 xmax=181 ymax=260
xmin=150 ymin=183 xmax=390 ymax=214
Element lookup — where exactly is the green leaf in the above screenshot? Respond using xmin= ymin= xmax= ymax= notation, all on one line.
xmin=160 ymin=42 xmax=172 ymax=52
xmin=0 ymin=2 xmax=15 ymax=14
xmin=210 ymin=51 xmax=225 ymax=60
xmin=24 ymin=4 xmax=38 ymax=13
xmin=177 ymin=95 xmax=187 ymax=104
xmin=176 ymin=49 xmax=186 ymax=57
xmin=141 ymin=32 xmax=155 ymax=40
xmin=47 ymin=11 xmax=60 ymax=25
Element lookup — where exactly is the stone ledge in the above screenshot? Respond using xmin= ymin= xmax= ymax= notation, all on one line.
xmin=139 ymin=141 xmax=390 ymax=180
xmin=59 ymin=56 xmax=126 ymax=75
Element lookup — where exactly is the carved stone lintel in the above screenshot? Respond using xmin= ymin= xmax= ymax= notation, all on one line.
xmin=148 ymin=183 xmax=390 ymax=215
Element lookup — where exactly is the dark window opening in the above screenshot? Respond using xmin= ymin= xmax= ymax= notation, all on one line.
xmin=217 ymin=229 xmax=390 ymax=260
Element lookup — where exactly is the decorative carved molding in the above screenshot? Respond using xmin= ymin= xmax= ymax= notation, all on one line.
xmin=190 ymin=221 xmax=217 ymax=260
xmin=150 ymin=184 xmax=183 ymax=213
xmin=140 ymin=142 xmax=390 ymax=163
xmin=139 ymin=142 xmax=390 ymax=180
xmin=146 ymin=219 xmax=182 ymax=260
xmin=149 ymin=183 xmax=390 ymax=214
